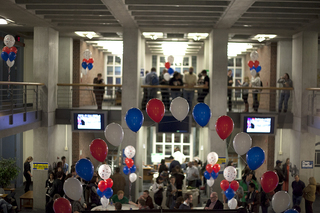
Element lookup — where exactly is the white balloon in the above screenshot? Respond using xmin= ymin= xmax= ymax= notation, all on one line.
xmin=233 ymin=132 xmax=252 ymax=155
xmin=83 ymin=49 xmax=92 ymax=60
xmin=250 ymin=51 xmax=259 ymax=61
xmin=101 ymin=197 xmax=109 ymax=209
xmin=250 ymin=69 xmax=256 ymax=77
xmin=170 ymin=97 xmax=189 ymax=122
xmin=129 ymin=173 xmax=137 ymax=182
xmin=223 ymin=166 xmax=237 ymax=182
xmin=6 ymin=60 xmax=15 ymax=68
xmin=272 ymin=191 xmax=291 ymax=213
xmin=164 ymin=73 xmax=171 ymax=81
xmin=167 ymin=55 xmax=174 ymax=64
xmin=98 ymin=164 xmax=111 ymax=180
xmin=207 ymin=152 xmax=218 ymax=165
xmin=228 ymin=198 xmax=237 ymax=209
xmin=63 ymin=178 xmax=82 ymax=201
xmin=104 ymin=123 xmax=124 ymax=146
xmin=4 ymin=35 xmax=15 ymax=48
xmin=124 ymin=145 xmax=136 ymax=158
xmin=81 ymin=68 xmax=87 ymax=75
xmin=207 ymin=177 xmax=214 ymax=187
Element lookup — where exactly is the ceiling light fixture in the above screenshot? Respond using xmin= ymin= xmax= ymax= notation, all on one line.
xmin=142 ymin=32 xmax=163 ymax=40
xmin=188 ymin=33 xmax=209 ymax=41
xmin=75 ymin=31 xmax=99 ymax=39
xmin=150 ymin=35 xmax=158 ymax=40
xmin=252 ymin=34 xmax=277 ymax=42
xmin=0 ymin=17 xmax=8 ymax=25
xmin=193 ymin=35 xmax=201 ymax=41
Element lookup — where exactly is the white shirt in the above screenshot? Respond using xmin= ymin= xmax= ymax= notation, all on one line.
xmin=173 ymin=151 xmax=186 ymax=164
xmin=186 ymin=166 xmax=199 ymax=181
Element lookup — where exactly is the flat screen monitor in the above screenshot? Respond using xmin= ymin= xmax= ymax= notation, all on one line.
xmin=157 ymin=115 xmax=190 ymax=133
xmin=241 ymin=114 xmax=276 ymax=135
xmin=72 ymin=112 xmax=106 ymax=132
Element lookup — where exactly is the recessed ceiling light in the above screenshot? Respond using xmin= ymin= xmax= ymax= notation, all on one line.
xmin=252 ymin=34 xmax=277 ymax=42
xmin=0 ymin=17 xmax=8 ymax=25
xmin=243 ymin=25 xmax=252 ymax=28
xmin=75 ymin=31 xmax=99 ymax=39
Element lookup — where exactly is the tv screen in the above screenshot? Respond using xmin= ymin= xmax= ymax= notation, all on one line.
xmin=72 ymin=112 xmax=105 ymax=131
xmin=157 ymin=115 xmax=190 ymax=133
xmin=242 ymin=115 xmax=276 ymax=134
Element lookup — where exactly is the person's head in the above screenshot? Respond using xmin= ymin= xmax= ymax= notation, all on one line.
xmin=161 ymin=159 xmax=165 ymax=165
xmin=115 ymin=202 xmax=122 ymax=211
xmin=295 ymin=175 xmax=300 ymax=182
xmin=142 ymin=190 xmax=149 ymax=199
xmin=156 ymin=176 xmax=164 ymax=184
xmin=175 ymin=196 xmax=184 ymax=208
xmin=151 ymin=67 xmax=156 ymax=72
xmin=56 ymin=171 xmax=63 ymax=179
xmin=117 ymin=190 xmax=125 ymax=200
xmin=184 ymin=193 xmax=193 ymax=204
xmin=174 ymin=146 xmax=180 ymax=152
xmin=71 ymin=167 xmax=76 ymax=176
xmin=244 ymin=76 xmax=250 ymax=84
xmin=309 ymin=177 xmax=316 ymax=185
xmin=227 ymin=161 xmax=234 ymax=167
xmin=173 ymin=71 xmax=180 ymax=79
xmin=170 ymin=176 xmax=176 ymax=185
xmin=115 ymin=167 xmax=120 ymax=173
xmin=57 ymin=161 xmax=62 ymax=168
xmin=145 ymin=71 xmax=149 ymax=75
xmin=25 ymin=156 xmax=33 ymax=163
xmin=285 ymin=158 xmax=290 ymax=164
xmin=174 ymin=165 xmax=182 ymax=173
xmin=53 ymin=194 xmax=61 ymax=201
xmin=61 ymin=156 xmax=66 ymax=163
xmin=248 ymin=183 xmax=255 ymax=192
xmin=57 ymin=167 xmax=62 ymax=172
xmin=198 ymin=73 xmax=202 ymax=78
xmin=246 ymin=172 xmax=253 ymax=182
xmin=97 ymin=73 xmax=102 ymax=80
xmin=228 ymin=69 xmax=232 ymax=76
xmin=138 ymin=198 xmax=146 ymax=208
xmin=210 ymin=192 xmax=218 ymax=203
xmin=284 ymin=73 xmax=290 ymax=80
xmin=201 ymin=70 xmax=207 ymax=76
xmin=169 ymin=156 xmax=174 ymax=162
xmin=162 ymin=69 xmax=167 ymax=74
xmin=276 ymin=160 xmax=282 ymax=167
xmin=189 ymin=67 xmax=194 ymax=74
xmin=49 ymin=172 xmax=54 ymax=180
xmin=90 ymin=175 xmax=98 ymax=184
xmin=188 ymin=161 xmax=193 ymax=168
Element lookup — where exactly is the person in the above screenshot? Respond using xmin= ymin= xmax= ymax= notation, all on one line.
xmin=241 ymin=164 xmax=253 ymax=177
xmin=159 ymin=159 xmax=167 ymax=174
xmin=0 ymin=197 xmax=16 ymax=213
xmin=234 ymin=185 xmax=244 ymax=206
xmin=169 ymin=72 xmax=183 ymax=100
xmin=169 ymin=156 xmax=181 ymax=173
xmin=172 ymin=147 xmax=186 ymax=165
xmin=46 ymin=172 xmax=55 ymax=204
xmin=24 ymin=156 xmax=33 ymax=192
xmin=138 ymin=198 xmax=150 ymax=210
xmin=183 ymin=67 xmax=197 ymax=109
xmin=135 ymin=190 xmax=154 ymax=209
xmin=260 ymin=189 xmax=271 ymax=213
xmin=179 ymin=193 xmax=192 ymax=209
xmin=172 ymin=165 xmax=185 ymax=197
xmin=141 ymin=70 xmax=150 ymax=110
xmin=46 ymin=194 xmax=61 ymax=213
xmin=166 ymin=176 xmax=177 ymax=209
xmin=115 ymin=202 xmax=122 ymax=211
xmin=152 ymin=176 xmax=164 ymax=207
xmin=55 ymin=166 xmax=66 ymax=183
xmin=205 ymin=192 xmax=223 ymax=210
xmin=197 ymin=70 xmax=209 ymax=103
xmin=227 ymin=69 xmax=233 ymax=111
xmin=251 ymin=73 xmax=261 ymax=112
xmin=282 ymin=158 xmax=290 ymax=191
xmin=111 ymin=190 xmax=129 ymax=204
xmin=186 ymin=162 xmax=199 ymax=187
xmin=73 ymin=197 xmax=86 ymax=212
xmin=302 ymin=177 xmax=316 ymax=213
xmin=145 ymin=67 xmax=159 ymax=100
xmin=159 ymin=69 xmax=170 ymax=110
xmin=160 ymin=167 xmax=169 ymax=186
xmin=49 ymin=171 xmax=64 ymax=198
xmin=93 ymin=73 xmax=105 ymax=110
xmin=278 ymin=73 xmax=293 ymax=113
xmin=246 ymin=183 xmax=260 ymax=213
xmin=292 ymin=175 xmax=305 ymax=207
xmin=61 ymin=156 xmax=68 ymax=174
xmin=237 ymin=77 xmax=250 ymax=112
xmin=274 ymin=160 xmax=285 ymax=192
xmin=239 ymin=172 xmax=259 ymax=204
xmin=110 ymin=167 xmax=126 ymax=196
xmin=174 ymin=196 xmax=184 ymax=209
xmin=88 ymin=175 xmax=100 ymax=206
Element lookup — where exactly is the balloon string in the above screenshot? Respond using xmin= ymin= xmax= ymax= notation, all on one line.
xmin=129 ymin=178 xmax=132 ymax=202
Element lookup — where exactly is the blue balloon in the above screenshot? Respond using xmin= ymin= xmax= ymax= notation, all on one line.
xmin=192 ymin=103 xmax=212 ymax=127
xmin=211 ymin=171 xmax=219 ymax=179
xmin=88 ymin=63 xmax=93 ymax=70
xmin=130 ymin=165 xmax=137 ymax=173
xmin=82 ymin=61 xmax=87 ymax=69
xmin=246 ymin=146 xmax=265 ymax=170
xmin=104 ymin=188 xmax=113 ymax=199
xmin=125 ymin=108 xmax=144 ymax=132
xmin=8 ymin=52 xmax=16 ymax=62
xmin=97 ymin=188 xmax=104 ymax=197
xmin=204 ymin=171 xmax=211 ymax=179
xmin=123 ymin=166 xmax=130 ymax=175
xmin=168 ymin=68 xmax=174 ymax=75
xmin=285 ymin=209 xmax=298 ymax=213
xmin=1 ymin=52 xmax=8 ymax=61
xmin=250 ymin=66 xmax=255 ymax=70
xmin=75 ymin=158 xmax=94 ymax=181
xmin=225 ymin=187 xmax=235 ymax=200
xmin=256 ymin=65 xmax=261 ymax=72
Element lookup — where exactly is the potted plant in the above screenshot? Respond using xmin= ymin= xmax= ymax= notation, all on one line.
xmin=0 ymin=157 xmax=20 ymax=188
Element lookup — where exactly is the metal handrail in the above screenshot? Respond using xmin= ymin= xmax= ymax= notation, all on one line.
xmin=0 ymin=81 xmax=45 ymax=86
xmin=306 ymin=88 xmax=320 ymax=91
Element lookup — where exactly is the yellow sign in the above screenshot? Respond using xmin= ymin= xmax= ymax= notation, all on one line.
xmin=217 ymin=157 xmax=226 ymax=165
xmin=33 ymin=162 xmax=49 ymax=171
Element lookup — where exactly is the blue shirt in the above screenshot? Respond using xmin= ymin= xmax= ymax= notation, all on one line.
xmin=63 ymin=163 xmax=69 ymax=174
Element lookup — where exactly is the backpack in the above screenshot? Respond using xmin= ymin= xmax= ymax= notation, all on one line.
xmin=151 ymin=74 xmax=159 ymax=85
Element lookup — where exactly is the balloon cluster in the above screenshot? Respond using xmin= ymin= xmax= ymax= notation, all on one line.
xmin=81 ymin=49 xmax=94 ymax=75
xmin=97 ymin=164 xmax=113 ymax=202
xmin=165 ymin=55 xmax=174 ymax=76
xmin=1 ymin=35 xmax=17 ymax=68
xmin=247 ymin=51 xmax=261 ymax=77
xmin=204 ymin=152 xmax=220 ymax=187
xmin=220 ymin=166 xmax=238 ymax=209
xmin=123 ymin=146 xmax=138 ymax=183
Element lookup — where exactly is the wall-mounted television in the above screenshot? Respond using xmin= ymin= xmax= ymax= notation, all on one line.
xmin=157 ymin=115 xmax=190 ymax=134
xmin=72 ymin=112 xmax=106 ymax=132
xmin=241 ymin=114 xmax=277 ymax=135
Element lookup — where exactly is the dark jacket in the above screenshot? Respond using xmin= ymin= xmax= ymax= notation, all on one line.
xmin=282 ymin=164 xmax=289 ymax=180
xmin=24 ymin=162 xmax=31 ymax=176
xmin=49 ymin=179 xmax=64 ymax=197
xmin=159 ymin=164 xmax=167 ymax=174
xmin=179 ymin=203 xmax=190 ymax=209
xmin=169 ymin=78 xmax=183 ymax=91
xmin=169 ymin=160 xmax=181 ymax=173
xmin=292 ymin=180 xmax=305 ymax=196
xmin=93 ymin=78 xmax=105 ymax=94
xmin=172 ymin=173 xmax=185 ymax=190
xmin=205 ymin=199 xmax=223 ymax=210
xmin=45 ymin=199 xmax=55 ymax=213
xmin=246 ymin=191 xmax=260 ymax=213
xmin=274 ymin=165 xmax=285 ymax=183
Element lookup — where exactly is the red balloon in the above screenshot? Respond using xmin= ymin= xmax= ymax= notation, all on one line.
xmin=206 ymin=164 xmax=213 ymax=173
xmin=106 ymin=178 xmax=113 ymax=188
xmin=98 ymin=180 xmax=108 ymax=192
xmin=89 ymin=139 xmax=108 ymax=162
xmin=230 ymin=180 xmax=239 ymax=191
xmin=165 ymin=62 xmax=170 ymax=69
xmin=215 ymin=115 xmax=234 ymax=140
xmin=82 ymin=58 xmax=88 ymax=63
xmin=220 ymin=180 xmax=229 ymax=191
xmin=125 ymin=158 xmax=134 ymax=168
xmin=146 ymin=98 xmax=165 ymax=123
xmin=254 ymin=60 xmax=259 ymax=68
xmin=247 ymin=60 xmax=254 ymax=68
xmin=261 ymin=171 xmax=279 ymax=193
xmin=53 ymin=198 xmax=72 ymax=213
xmin=88 ymin=58 xmax=94 ymax=63
xmin=213 ymin=164 xmax=220 ymax=173
xmin=9 ymin=47 xmax=17 ymax=54
xmin=2 ymin=46 xmax=10 ymax=54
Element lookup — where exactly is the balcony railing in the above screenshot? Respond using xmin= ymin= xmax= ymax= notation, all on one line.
xmin=306 ymin=88 xmax=320 ymax=118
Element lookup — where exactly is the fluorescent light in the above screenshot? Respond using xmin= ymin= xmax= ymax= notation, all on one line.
xmin=142 ymin=32 xmax=163 ymax=40
xmin=0 ymin=18 xmax=7 ymax=25
xmin=75 ymin=31 xmax=99 ymax=39
xmin=228 ymin=43 xmax=253 ymax=57
xmin=188 ymin=33 xmax=209 ymax=41
xmin=252 ymin=34 xmax=277 ymax=42
xmin=162 ymin=42 xmax=188 ymax=56
xmin=88 ymin=41 xmax=123 ymax=54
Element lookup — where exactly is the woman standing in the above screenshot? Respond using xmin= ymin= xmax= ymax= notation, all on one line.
xmin=158 ymin=159 xmax=167 ymax=175
xmin=24 ymin=156 xmax=33 ymax=192
xmin=238 ymin=77 xmax=250 ymax=112
xmin=282 ymin=158 xmax=290 ymax=191
xmin=46 ymin=173 xmax=55 ymax=204
xmin=166 ymin=176 xmax=177 ymax=209
xmin=152 ymin=176 xmax=164 ymax=207
xmin=251 ymin=73 xmax=261 ymax=112
xmin=172 ymin=165 xmax=185 ymax=197
xmin=303 ymin=177 xmax=316 ymax=213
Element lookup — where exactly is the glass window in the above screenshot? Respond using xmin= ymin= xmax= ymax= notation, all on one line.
xmin=107 ymin=77 xmax=113 ymax=84
xmin=183 ymin=146 xmax=190 ymax=155
xmin=107 ymin=67 xmax=113 ymax=75
xmin=174 ymin=134 xmax=180 ymax=143
xmin=152 ymin=55 xmax=157 ymax=68
xmin=115 ymin=56 xmax=121 ymax=65
xmin=115 ymin=67 xmax=121 ymax=75
xmin=235 ymin=69 xmax=242 ymax=78
xmin=157 ymin=134 xmax=163 ymax=142
xmin=156 ymin=145 xmax=163 ymax=153
xmin=107 ymin=56 xmax=113 ymax=65
xmin=235 ymin=79 xmax=242 ymax=86
xmin=228 ymin=58 xmax=234 ymax=66
xmin=183 ymin=57 xmax=189 ymax=66
xmin=165 ymin=134 xmax=172 ymax=142
xmin=192 ymin=56 xmax=197 ymax=74
xmin=183 ymin=135 xmax=189 ymax=143
xmin=160 ymin=67 xmax=165 ymax=74
xmin=160 ymin=57 xmax=166 ymax=63
xmin=165 ymin=145 xmax=172 ymax=155
xmin=236 ymin=58 xmax=242 ymax=67
xmin=175 ymin=67 xmax=181 ymax=73
xmin=116 ymin=78 xmax=121 ymax=85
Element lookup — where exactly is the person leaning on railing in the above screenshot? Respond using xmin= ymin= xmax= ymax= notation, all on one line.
xmin=93 ymin=73 xmax=105 ymax=110
xmin=169 ymin=72 xmax=184 ymax=100
xmin=237 ymin=77 xmax=250 ymax=112
xmin=277 ymin=73 xmax=293 ymax=113
xmin=251 ymin=73 xmax=261 ymax=112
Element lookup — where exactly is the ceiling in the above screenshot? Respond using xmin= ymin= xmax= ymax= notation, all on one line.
xmin=0 ymin=0 xmax=319 ymax=53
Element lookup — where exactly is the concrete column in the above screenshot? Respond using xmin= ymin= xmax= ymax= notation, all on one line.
xmin=58 ymin=37 xmax=73 ymax=84
xmin=277 ymin=41 xmax=292 ymax=80
xmin=32 ymin=27 xmax=59 ymax=209
xmin=208 ymin=29 xmax=228 ymax=197
xmin=121 ymin=27 xmax=142 ymax=201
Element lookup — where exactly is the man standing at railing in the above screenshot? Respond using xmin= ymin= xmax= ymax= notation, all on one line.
xmin=145 ymin=67 xmax=159 ymax=101
xmin=183 ymin=67 xmax=197 ymax=109
xmin=227 ymin=69 xmax=233 ymax=111
xmin=93 ymin=73 xmax=105 ymax=110
xmin=278 ymin=73 xmax=293 ymax=113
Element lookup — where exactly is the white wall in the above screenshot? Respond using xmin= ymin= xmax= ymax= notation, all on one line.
xmin=23 ymin=130 xmax=34 ymax=181
xmin=23 ymin=39 xmax=34 ymax=82
xmin=58 ymin=37 xmax=73 ymax=84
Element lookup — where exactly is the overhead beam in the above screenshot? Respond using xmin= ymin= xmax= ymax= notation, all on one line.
xmin=36 ymin=11 xmax=112 ymax=15
xmin=16 ymin=0 xmax=102 ymax=4
xmin=125 ymin=0 xmax=229 ymax=6
xmin=132 ymin=12 xmax=222 ymax=16
xmin=128 ymin=6 xmax=225 ymax=12
xmin=252 ymin=1 xmax=320 ymax=8
xmin=246 ymin=8 xmax=320 ymax=14
xmin=135 ymin=16 xmax=219 ymax=21
xmin=26 ymin=5 xmax=106 ymax=10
